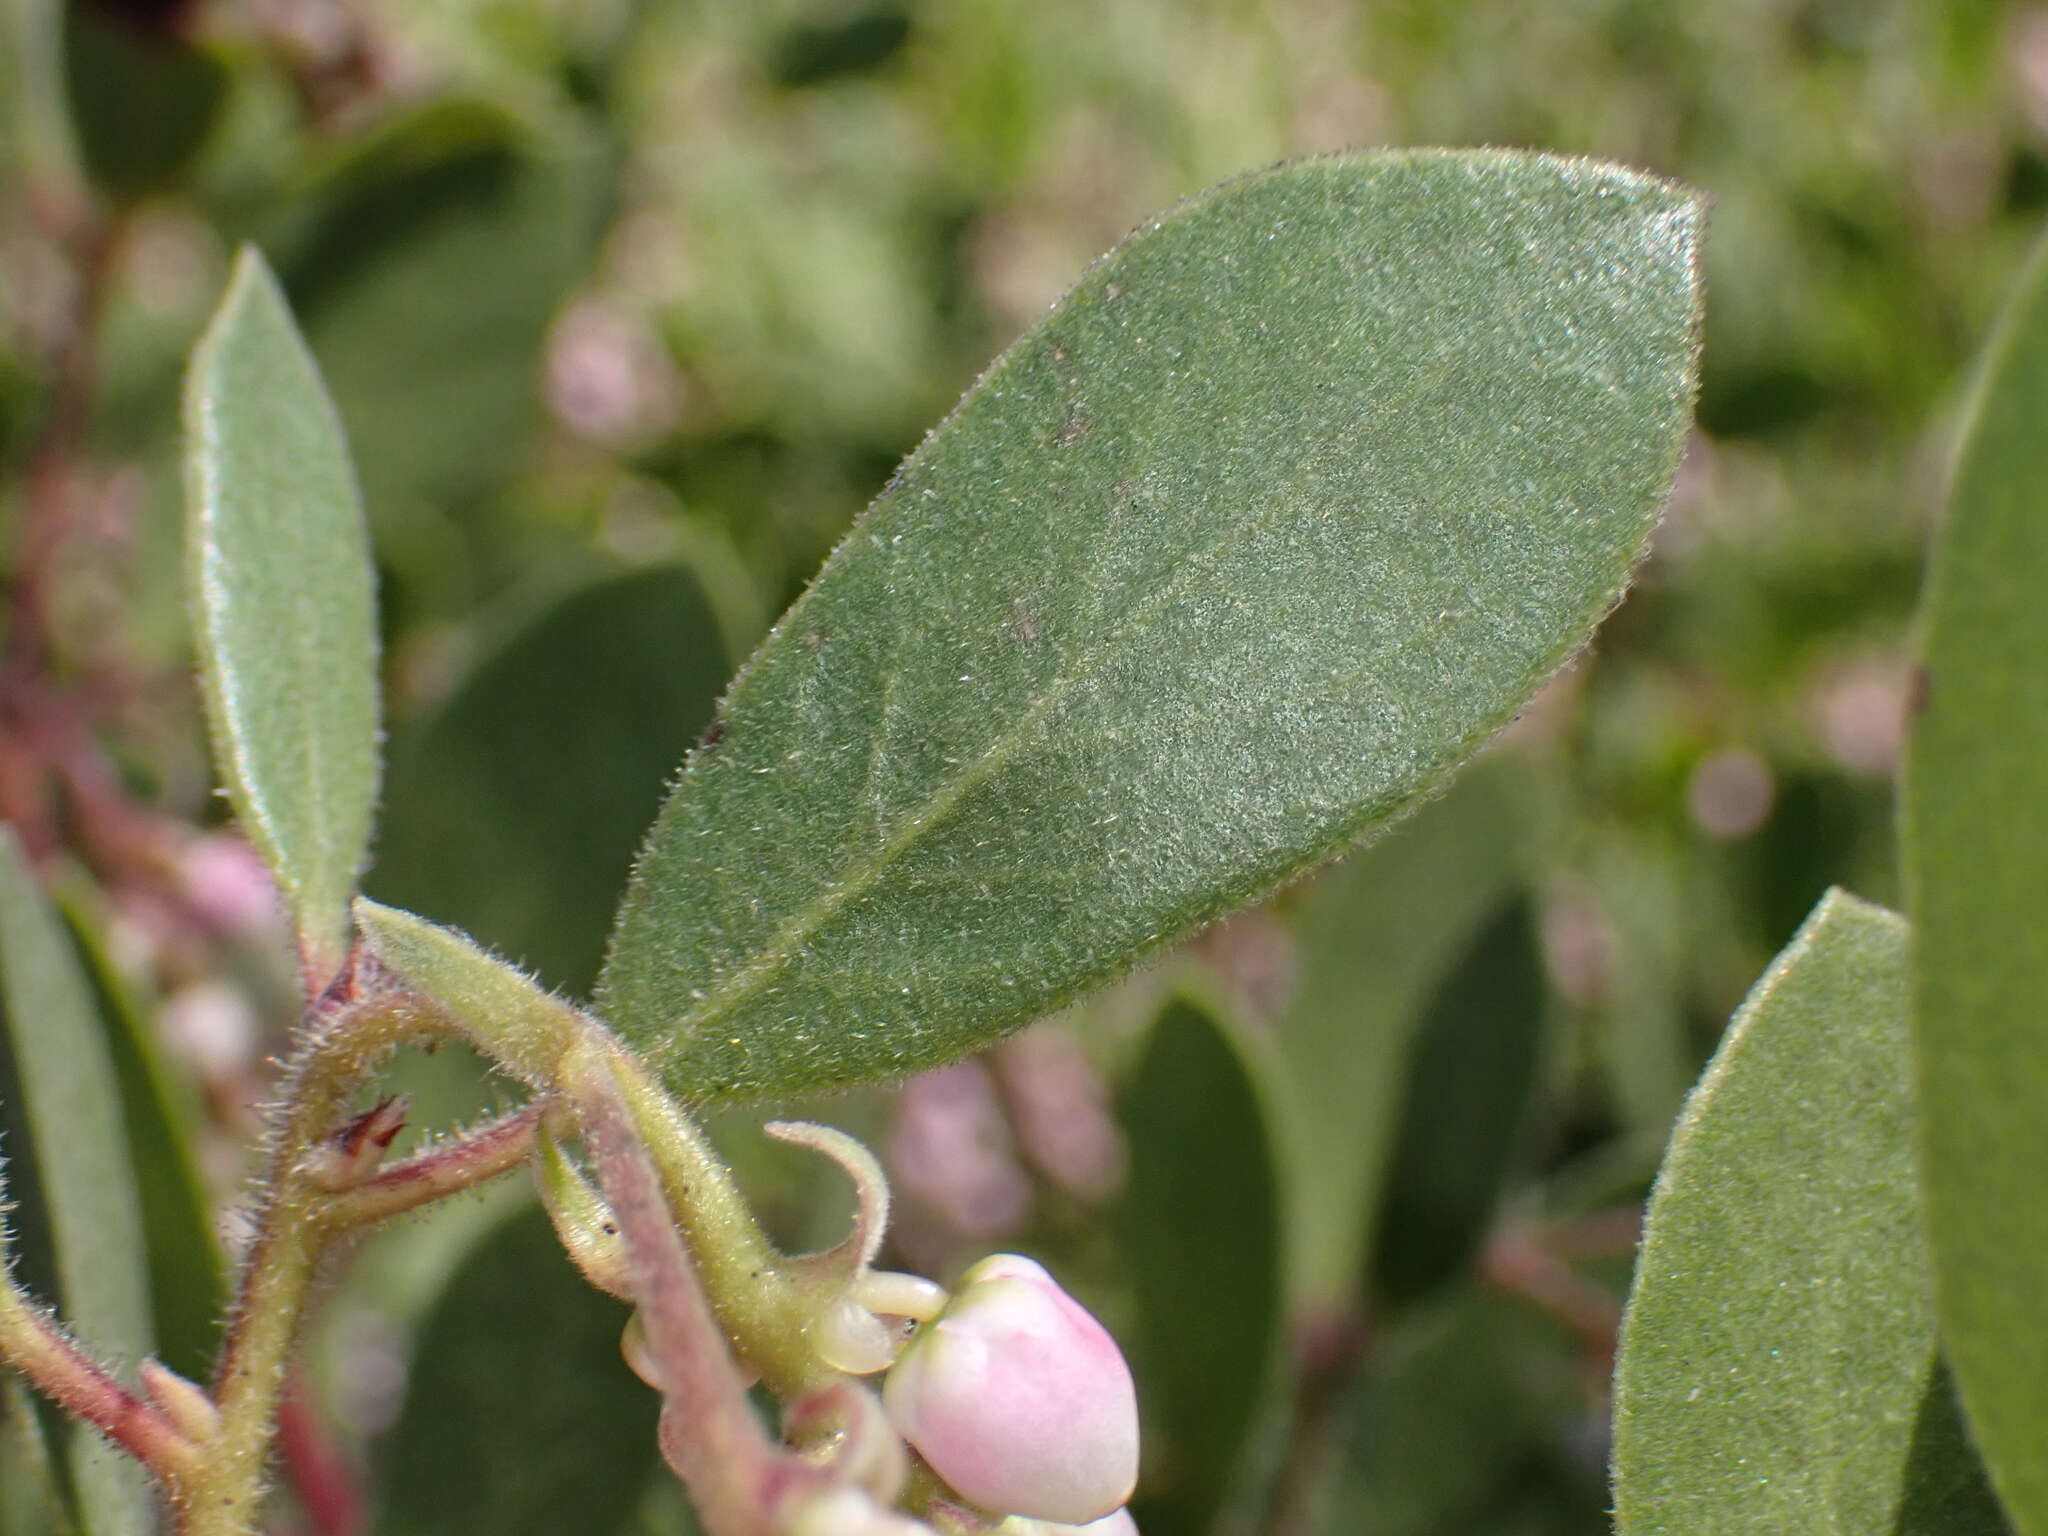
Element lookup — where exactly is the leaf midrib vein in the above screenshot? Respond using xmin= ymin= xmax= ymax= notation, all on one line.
xmin=656 ymin=479 xmax=1304 ymax=1052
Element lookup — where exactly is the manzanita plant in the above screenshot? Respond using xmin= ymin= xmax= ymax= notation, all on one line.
xmin=0 ymin=148 xmax=1703 ymax=1535
xmin=2 ymin=129 xmax=2042 ymax=1536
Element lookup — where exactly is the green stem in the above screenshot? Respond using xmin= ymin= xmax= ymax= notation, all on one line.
xmin=351 ymin=899 xmax=843 ymax=1398
xmin=582 ymin=1036 xmax=835 ymax=1400
xmin=567 ymin=1040 xmax=815 ymax=1536
xmin=191 ymin=987 xmax=432 ymax=1536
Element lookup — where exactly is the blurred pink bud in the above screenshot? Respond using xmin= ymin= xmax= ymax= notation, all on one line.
xmin=177 ymin=833 xmax=281 ymax=937
xmin=883 ymin=1255 xmax=1138 ymax=1524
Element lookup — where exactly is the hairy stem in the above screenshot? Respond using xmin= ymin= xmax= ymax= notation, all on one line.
xmin=319 ymin=1101 xmax=553 ymax=1230
xmin=0 ymin=1276 xmax=202 ymax=1495
xmin=192 ymin=981 xmax=444 ymax=1536
xmin=567 ymin=1038 xmax=825 ymax=1536
xmin=350 ymin=904 xmax=835 ymax=1397
xmin=598 ymin=1050 xmax=832 ymax=1399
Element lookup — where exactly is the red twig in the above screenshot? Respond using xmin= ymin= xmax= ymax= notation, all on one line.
xmin=0 ymin=1290 xmax=199 ymax=1489
xmin=276 ymin=1372 xmax=363 ymax=1536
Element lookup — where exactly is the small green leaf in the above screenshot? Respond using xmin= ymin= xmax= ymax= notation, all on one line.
xmin=0 ymin=834 xmax=154 ymax=1536
xmin=1612 ymin=890 xmax=2003 ymax=1535
xmin=1368 ymin=896 xmax=1546 ymax=1310
xmin=185 ymin=246 xmax=380 ymax=985
xmin=1902 ymin=228 xmax=2048 ymax=1533
xmin=1118 ymin=996 xmax=1282 ymax=1536
xmin=371 ymin=1201 xmax=659 ymax=1536
xmin=370 ymin=564 xmax=730 ymax=998
xmin=601 ymin=150 xmax=1703 ymax=1102
xmin=1277 ymin=755 xmax=1528 ymax=1310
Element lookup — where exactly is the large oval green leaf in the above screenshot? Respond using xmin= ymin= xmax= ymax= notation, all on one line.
xmin=185 ymin=247 xmax=380 ymax=985
xmin=1612 ymin=890 xmax=2006 ymax=1536
xmin=1902 ymin=228 xmax=2048 ymax=1534
xmin=600 ymin=150 xmax=1703 ymax=1102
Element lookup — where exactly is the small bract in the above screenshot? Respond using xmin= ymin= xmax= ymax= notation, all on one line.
xmin=883 ymin=1254 xmax=1139 ymax=1524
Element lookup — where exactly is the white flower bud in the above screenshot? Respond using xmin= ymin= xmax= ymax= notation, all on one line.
xmin=883 ymin=1254 xmax=1138 ymax=1524
xmin=785 ymin=1487 xmax=934 ymax=1536
xmin=1000 ymin=1510 xmax=1139 ymax=1536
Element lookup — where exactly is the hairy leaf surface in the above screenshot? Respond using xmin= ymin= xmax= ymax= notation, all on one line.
xmin=185 ymin=247 xmax=379 ymax=982
xmin=1903 ymin=227 xmax=2048 ymax=1536
xmin=1613 ymin=891 xmax=2005 ymax=1536
xmin=601 ymin=150 xmax=1702 ymax=1101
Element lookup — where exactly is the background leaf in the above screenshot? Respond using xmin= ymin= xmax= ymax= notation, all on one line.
xmin=0 ymin=1381 xmax=66 ymax=1536
xmin=276 ymin=101 xmax=614 ymax=618
xmin=1310 ymin=1286 xmax=1603 ymax=1536
xmin=1276 ymin=755 xmax=1528 ymax=1311
xmin=371 ymin=1200 xmax=659 ymax=1536
xmin=600 ymin=149 xmax=1703 ymax=1103
xmin=60 ymin=1 xmax=224 ymax=202
xmin=1117 ymin=995 xmax=1283 ymax=1536
xmin=184 ymin=246 xmax=380 ymax=984
xmin=1611 ymin=889 xmax=2005 ymax=1535
xmin=56 ymin=904 xmax=224 ymax=1384
xmin=1902 ymin=227 xmax=2048 ymax=1535
xmin=369 ymin=563 xmax=730 ymax=997
xmin=0 ymin=833 xmax=154 ymax=1536
xmin=1367 ymin=895 xmax=1547 ymax=1311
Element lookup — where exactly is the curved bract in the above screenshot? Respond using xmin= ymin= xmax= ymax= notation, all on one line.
xmin=599 ymin=149 xmax=1705 ymax=1103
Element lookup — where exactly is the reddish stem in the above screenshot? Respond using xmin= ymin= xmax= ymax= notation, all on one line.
xmin=572 ymin=1044 xmax=823 ymax=1536
xmin=0 ymin=1291 xmax=198 ymax=1490
xmin=1481 ymin=1225 xmax=1626 ymax=1372
xmin=319 ymin=1102 xmax=552 ymax=1229
xmin=276 ymin=1373 xmax=363 ymax=1536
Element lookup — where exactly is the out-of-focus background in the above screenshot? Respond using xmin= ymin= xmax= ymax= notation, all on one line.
xmin=0 ymin=2 xmax=2041 ymax=1533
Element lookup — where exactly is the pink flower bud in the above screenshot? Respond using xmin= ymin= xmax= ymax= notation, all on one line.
xmin=883 ymin=1254 xmax=1138 ymax=1524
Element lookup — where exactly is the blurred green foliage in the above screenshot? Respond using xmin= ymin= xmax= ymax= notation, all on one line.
xmin=5 ymin=0 xmax=2046 ymax=1531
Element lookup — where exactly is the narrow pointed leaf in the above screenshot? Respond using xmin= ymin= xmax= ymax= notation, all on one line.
xmin=58 ymin=908 xmax=225 ymax=1383
xmin=601 ymin=150 xmax=1704 ymax=1101
xmin=185 ymin=246 xmax=379 ymax=984
xmin=0 ymin=834 xmax=154 ymax=1536
xmin=1613 ymin=890 xmax=2005 ymax=1535
xmin=1903 ymin=229 xmax=2048 ymax=1534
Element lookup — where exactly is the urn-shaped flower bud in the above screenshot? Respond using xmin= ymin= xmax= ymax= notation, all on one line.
xmin=883 ymin=1254 xmax=1138 ymax=1524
